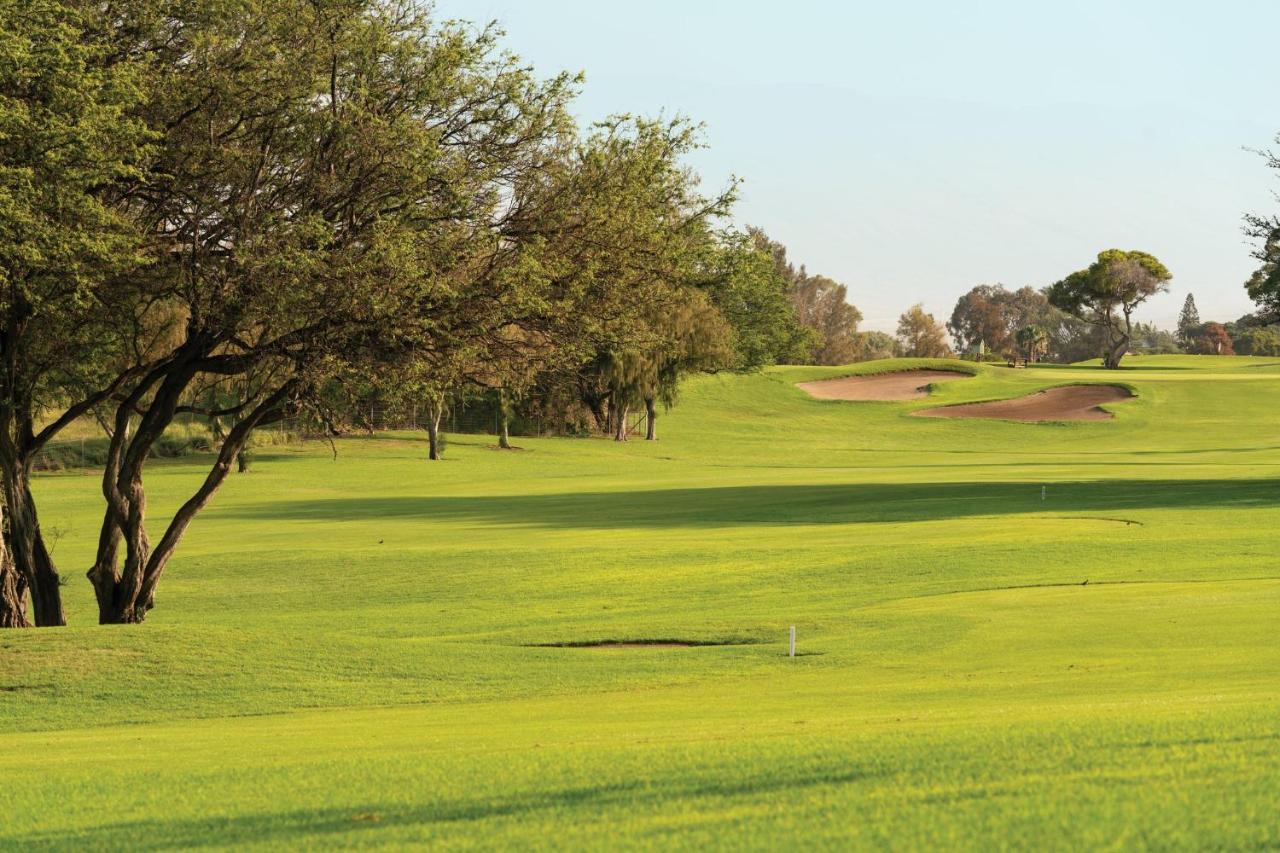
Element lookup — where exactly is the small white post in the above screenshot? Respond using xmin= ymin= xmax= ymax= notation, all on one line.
xmin=789 ymin=625 xmax=796 ymax=658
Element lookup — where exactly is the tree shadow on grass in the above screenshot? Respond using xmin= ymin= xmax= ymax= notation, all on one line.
xmin=218 ymin=478 xmax=1280 ymax=529
xmin=11 ymin=764 xmax=883 ymax=850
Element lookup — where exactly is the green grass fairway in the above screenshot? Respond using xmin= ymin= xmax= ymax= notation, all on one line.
xmin=4 ymin=355 xmax=1280 ymax=848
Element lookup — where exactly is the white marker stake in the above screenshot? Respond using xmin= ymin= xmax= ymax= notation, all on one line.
xmin=789 ymin=626 xmax=796 ymax=658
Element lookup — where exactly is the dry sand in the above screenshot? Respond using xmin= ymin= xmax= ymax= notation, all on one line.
xmin=916 ymin=384 xmax=1133 ymax=422
xmin=797 ymin=370 xmax=970 ymax=401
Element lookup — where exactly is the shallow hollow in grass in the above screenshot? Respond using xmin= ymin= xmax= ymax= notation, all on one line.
xmin=797 ymin=370 xmax=972 ymax=402
xmin=526 ymin=638 xmax=758 ymax=649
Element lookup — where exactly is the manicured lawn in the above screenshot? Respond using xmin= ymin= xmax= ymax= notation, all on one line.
xmin=3 ymin=355 xmax=1279 ymax=848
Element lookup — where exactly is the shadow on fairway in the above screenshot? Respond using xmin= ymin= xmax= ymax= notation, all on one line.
xmin=8 ymin=765 xmax=883 ymax=850
xmin=221 ymin=478 xmax=1280 ymax=529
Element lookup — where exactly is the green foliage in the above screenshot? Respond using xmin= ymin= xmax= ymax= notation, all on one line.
xmin=947 ymin=285 xmax=1088 ymax=362
xmin=948 ymin=284 xmax=1014 ymax=355
xmin=790 ymin=274 xmax=863 ymax=364
xmin=0 ymin=0 xmax=152 ymax=415
xmin=896 ymin=304 xmax=951 ymax=357
xmin=1231 ymin=324 xmax=1280 ymax=356
xmin=855 ymin=330 xmax=900 ymax=361
xmin=750 ymin=228 xmax=860 ymax=365
xmin=1244 ymin=139 xmax=1280 ymax=319
xmin=1015 ymin=324 xmax=1049 ymax=361
xmin=1176 ymin=293 xmax=1202 ymax=345
xmin=1129 ymin=322 xmax=1182 ymax=355
xmin=705 ymin=230 xmax=811 ymax=370
xmin=1048 ymin=249 xmax=1172 ymax=368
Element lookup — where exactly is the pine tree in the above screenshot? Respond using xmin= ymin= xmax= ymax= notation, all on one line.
xmin=1177 ymin=294 xmax=1201 ymax=346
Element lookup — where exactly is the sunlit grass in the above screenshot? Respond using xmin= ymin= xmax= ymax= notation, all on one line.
xmin=3 ymin=356 xmax=1279 ymax=848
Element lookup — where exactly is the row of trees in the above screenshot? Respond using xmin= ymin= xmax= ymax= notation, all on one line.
xmin=939 ymin=249 xmax=1174 ymax=369
xmin=1174 ymin=294 xmax=1280 ymax=356
xmin=0 ymin=0 xmax=816 ymax=627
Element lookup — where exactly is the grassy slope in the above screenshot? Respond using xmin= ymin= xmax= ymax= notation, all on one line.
xmin=3 ymin=355 xmax=1280 ymax=849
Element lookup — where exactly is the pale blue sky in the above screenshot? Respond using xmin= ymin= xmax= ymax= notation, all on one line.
xmin=438 ymin=0 xmax=1278 ymax=330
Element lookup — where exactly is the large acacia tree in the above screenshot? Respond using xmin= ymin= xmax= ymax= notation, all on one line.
xmin=82 ymin=0 xmax=587 ymax=624
xmin=1048 ymin=249 xmax=1171 ymax=369
xmin=2 ymin=1 xmax=771 ymax=627
xmin=0 ymin=0 xmax=154 ymax=626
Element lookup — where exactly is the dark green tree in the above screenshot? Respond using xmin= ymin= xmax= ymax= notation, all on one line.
xmin=1176 ymin=294 xmax=1201 ymax=347
xmin=711 ymin=229 xmax=811 ymax=369
xmin=0 ymin=0 xmax=153 ymax=626
xmin=1245 ymin=139 xmax=1280 ymax=320
xmin=1047 ymin=250 xmax=1172 ymax=369
xmin=749 ymin=228 xmax=859 ymax=365
xmin=85 ymin=0 xmax=585 ymax=624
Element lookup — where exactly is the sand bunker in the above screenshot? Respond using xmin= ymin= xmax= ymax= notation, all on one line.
xmin=917 ymin=384 xmax=1133 ymax=422
xmin=798 ymin=370 xmax=970 ymax=401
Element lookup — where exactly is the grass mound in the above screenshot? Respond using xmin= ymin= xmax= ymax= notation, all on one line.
xmin=797 ymin=369 xmax=971 ymax=401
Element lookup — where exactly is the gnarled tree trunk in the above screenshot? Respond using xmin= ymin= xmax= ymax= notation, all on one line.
xmin=1101 ymin=310 xmax=1133 ymax=370
xmin=89 ymin=370 xmax=295 ymax=624
xmin=3 ymin=472 xmax=64 ymax=627
xmin=0 ymin=505 xmax=30 ymax=628
xmin=644 ymin=397 xmax=657 ymax=441
xmin=1102 ymin=340 xmax=1127 ymax=369
xmin=0 ymin=558 xmax=27 ymax=628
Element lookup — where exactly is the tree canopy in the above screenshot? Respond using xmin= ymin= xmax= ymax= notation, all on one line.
xmin=0 ymin=0 xmax=154 ymax=626
xmin=0 ymin=0 xmax=813 ymax=627
xmin=1047 ymin=250 xmax=1172 ymax=369
xmin=1177 ymin=294 xmax=1202 ymax=346
xmin=896 ymin=304 xmax=951 ymax=358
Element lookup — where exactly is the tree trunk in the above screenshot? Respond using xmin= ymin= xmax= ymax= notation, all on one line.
xmin=236 ymin=449 xmax=250 ymax=473
xmin=91 ymin=374 xmax=296 ymax=624
xmin=644 ymin=398 xmax=657 ymax=441
xmin=1103 ymin=336 xmax=1128 ymax=369
xmin=0 ymin=506 xmax=30 ymax=628
xmin=497 ymin=389 xmax=512 ymax=450
xmin=584 ymin=392 xmax=609 ymax=433
xmin=87 ymin=513 xmax=123 ymax=625
xmin=426 ymin=399 xmax=443 ymax=461
xmin=3 ymin=474 xmax=64 ymax=627
xmin=0 ymin=558 xmax=27 ymax=628
xmin=614 ymin=403 xmax=629 ymax=442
